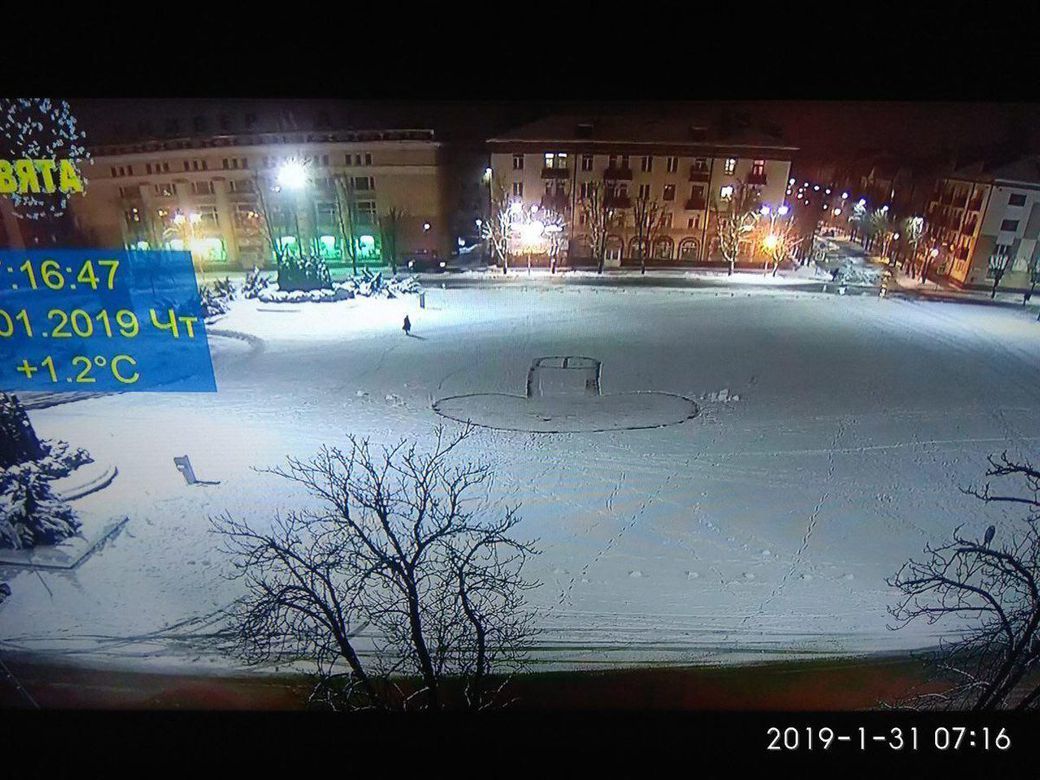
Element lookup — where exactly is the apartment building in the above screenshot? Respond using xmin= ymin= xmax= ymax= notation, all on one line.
xmin=487 ymin=115 xmax=796 ymax=265
xmin=925 ymin=156 xmax=1040 ymax=291
xmin=1 ymin=118 xmax=453 ymax=268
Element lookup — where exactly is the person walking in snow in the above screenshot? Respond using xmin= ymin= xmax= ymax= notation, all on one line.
xmin=402 ymin=314 xmax=412 ymax=336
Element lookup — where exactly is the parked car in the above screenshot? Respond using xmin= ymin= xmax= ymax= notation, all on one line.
xmin=404 ymin=251 xmax=447 ymax=273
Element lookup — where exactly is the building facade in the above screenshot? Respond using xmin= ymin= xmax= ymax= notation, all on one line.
xmin=1 ymin=126 xmax=454 ymax=269
xmin=924 ymin=157 xmax=1040 ymax=291
xmin=487 ymin=115 xmax=796 ymax=266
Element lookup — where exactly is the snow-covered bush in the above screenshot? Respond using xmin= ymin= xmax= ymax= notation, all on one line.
xmin=211 ymin=276 xmax=237 ymax=301
xmin=0 ymin=393 xmax=90 ymax=549
xmin=35 ymin=439 xmax=93 ymax=480
xmin=277 ymin=255 xmax=333 ymax=293
xmin=255 ymin=269 xmax=422 ymax=304
xmin=199 ymin=286 xmax=231 ymax=318
xmin=242 ymin=266 xmax=270 ymax=299
xmin=0 ymin=464 xmax=81 ymax=549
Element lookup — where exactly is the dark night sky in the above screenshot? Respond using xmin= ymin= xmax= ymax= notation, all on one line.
xmin=72 ymin=99 xmax=1040 ymax=169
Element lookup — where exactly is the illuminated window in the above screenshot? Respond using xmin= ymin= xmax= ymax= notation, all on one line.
xmin=720 ymin=185 xmax=734 ymax=199
xmin=191 ymin=237 xmax=227 ymax=262
xmin=724 ymin=158 xmax=736 ymax=175
xmin=663 ymin=184 xmax=676 ymax=201
xmin=512 ymin=181 xmax=523 ymax=197
xmin=357 ymin=234 xmax=380 ymax=261
xmin=318 ymin=235 xmax=340 ymax=260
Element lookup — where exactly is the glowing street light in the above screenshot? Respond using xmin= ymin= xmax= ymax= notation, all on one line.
xmin=189 ymin=211 xmax=201 ymax=224
xmin=763 ymin=233 xmax=779 ymax=251
xmin=277 ymin=159 xmax=308 ymax=190
xmin=778 ymin=205 xmax=789 ymax=216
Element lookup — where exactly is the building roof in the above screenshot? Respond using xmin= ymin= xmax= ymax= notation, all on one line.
xmin=949 ymin=155 xmax=1040 ymax=186
xmin=488 ymin=114 xmax=797 ymax=152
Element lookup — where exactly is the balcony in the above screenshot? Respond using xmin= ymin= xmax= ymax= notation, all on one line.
xmin=603 ymin=167 xmax=633 ymax=181
xmin=962 ymin=219 xmax=977 ymax=235
xmin=967 ymin=196 xmax=983 ymax=211
xmin=540 ymin=192 xmax=569 ymax=212
xmin=746 ymin=171 xmax=768 ymax=186
xmin=541 ymin=166 xmax=570 ymax=180
xmin=688 ymin=166 xmax=710 ymax=182
xmin=605 ymin=195 xmax=631 ymax=209
xmin=684 ymin=197 xmax=707 ymax=211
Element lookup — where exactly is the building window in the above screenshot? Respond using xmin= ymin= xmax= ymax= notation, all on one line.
xmin=512 ymin=181 xmax=523 ymax=197
xmin=1009 ymin=193 xmax=1027 ymax=207
xmin=751 ymin=160 xmax=765 ymax=176
xmin=355 ymin=200 xmax=377 ymax=224
xmin=353 ymin=176 xmax=374 ymax=191
xmin=154 ymin=183 xmax=176 ymax=197
xmin=512 ymin=154 xmax=524 ymax=170
xmin=663 ymin=184 xmax=676 ymax=201
xmin=678 ymin=237 xmax=700 ymax=260
xmin=988 ymin=243 xmax=1012 ymax=277
xmin=118 ymin=185 xmax=136 ymax=198
xmin=667 ymin=156 xmax=678 ymax=173
xmin=724 ymin=158 xmax=737 ymax=175
xmin=580 ymin=182 xmax=594 ymax=199
xmin=641 ymin=155 xmax=652 ymax=173
xmin=192 ymin=180 xmax=214 ymax=195
xmin=581 ymin=154 xmax=593 ymax=171
xmin=544 ymin=152 xmax=568 ymax=170
xmin=638 ymin=184 xmax=651 ymax=199
xmin=1000 ymin=219 xmax=1020 ymax=232
xmin=720 ymin=185 xmax=734 ymax=199
xmin=621 ymin=155 xmax=630 ymax=169
xmin=365 ymin=153 xmax=372 ymax=165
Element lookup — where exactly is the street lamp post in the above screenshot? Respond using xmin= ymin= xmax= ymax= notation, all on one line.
xmin=276 ymin=159 xmax=309 ymax=259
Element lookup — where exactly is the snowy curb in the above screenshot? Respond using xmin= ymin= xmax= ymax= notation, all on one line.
xmin=0 ymin=515 xmax=128 ymax=570
xmin=52 ymin=462 xmax=119 ymax=502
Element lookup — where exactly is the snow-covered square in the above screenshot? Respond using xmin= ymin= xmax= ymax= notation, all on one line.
xmin=3 ymin=283 xmax=1040 ymax=672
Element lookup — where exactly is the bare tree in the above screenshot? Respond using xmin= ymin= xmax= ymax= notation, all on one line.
xmin=889 ymin=451 xmax=1040 ymax=710
xmin=333 ymin=174 xmax=359 ymax=275
xmin=579 ymin=180 xmax=620 ymax=274
xmin=379 ymin=207 xmax=405 ymax=275
xmin=541 ymin=208 xmax=567 ymax=275
xmin=630 ymin=194 xmax=667 ymax=275
xmin=760 ymin=211 xmax=803 ymax=277
xmin=711 ymin=185 xmax=760 ymax=276
xmin=481 ymin=184 xmax=513 ymax=275
xmin=248 ymin=172 xmax=285 ymax=266
xmin=900 ymin=215 xmax=925 ymax=275
xmin=213 ymin=425 xmax=538 ymax=711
